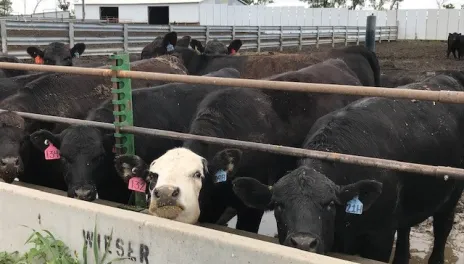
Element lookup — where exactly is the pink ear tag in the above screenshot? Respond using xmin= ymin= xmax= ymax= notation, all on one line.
xmin=128 ymin=177 xmax=147 ymax=193
xmin=44 ymin=143 xmax=60 ymax=160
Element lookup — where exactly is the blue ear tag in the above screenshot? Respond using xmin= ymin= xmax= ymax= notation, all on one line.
xmin=166 ymin=43 xmax=175 ymax=52
xmin=215 ymin=169 xmax=228 ymax=183
xmin=345 ymin=196 xmax=363 ymax=215
xmin=74 ymin=52 xmax=80 ymax=58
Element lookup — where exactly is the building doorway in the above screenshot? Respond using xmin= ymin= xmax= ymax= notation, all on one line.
xmin=100 ymin=7 xmax=119 ymax=23
xmin=148 ymin=6 xmax=169 ymax=25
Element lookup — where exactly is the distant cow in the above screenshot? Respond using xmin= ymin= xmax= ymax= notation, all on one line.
xmin=171 ymin=45 xmax=379 ymax=82
xmin=29 ymin=68 xmax=240 ymax=203
xmin=0 ymin=56 xmax=188 ymax=188
xmin=141 ymin=32 xmax=204 ymax=60
xmin=0 ymin=56 xmax=28 ymax=78
xmin=27 ymin=42 xmax=86 ymax=66
xmin=379 ymin=73 xmax=416 ymax=88
xmin=204 ymin=39 xmax=243 ymax=55
xmin=232 ymin=72 xmax=464 ymax=263
xmin=115 ymin=58 xmax=367 ymax=233
xmin=447 ymin=32 xmax=462 ymax=59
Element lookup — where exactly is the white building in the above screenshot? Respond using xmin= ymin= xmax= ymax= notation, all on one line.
xmin=74 ymin=0 xmax=246 ymax=24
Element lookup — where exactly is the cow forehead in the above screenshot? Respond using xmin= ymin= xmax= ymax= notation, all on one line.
xmin=149 ymin=148 xmax=205 ymax=176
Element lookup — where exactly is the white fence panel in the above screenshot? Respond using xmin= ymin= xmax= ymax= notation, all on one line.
xmin=264 ymin=7 xmax=273 ymax=26
xmin=213 ymin=5 xmax=222 ymax=25
xmin=297 ymin=7 xmax=306 ymax=26
xmin=437 ymin=9 xmax=450 ymax=40
xmin=459 ymin=10 xmax=464 ymax=33
xmin=426 ymin=9 xmax=439 ymax=40
xmin=249 ymin=5 xmax=259 ymax=26
xmin=348 ymin=10 xmax=358 ymax=26
xmin=447 ymin=9 xmax=460 ymax=33
xmin=339 ymin=9 xmax=349 ymax=26
xmin=272 ymin=7 xmax=281 ymax=26
xmin=313 ymin=8 xmax=323 ymax=26
xmin=330 ymin=8 xmax=341 ymax=26
xmin=358 ymin=10 xmax=368 ymax=26
xmin=281 ymin=7 xmax=291 ymax=26
xmin=416 ymin=10 xmax=427 ymax=40
xmin=321 ymin=8 xmax=331 ymax=25
xmin=377 ymin=11 xmax=387 ymax=27
xmin=405 ymin=10 xmax=417 ymax=40
xmin=386 ymin=10 xmax=397 ymax=26
xmin=397 ymin=10 xmax=407 ymax=39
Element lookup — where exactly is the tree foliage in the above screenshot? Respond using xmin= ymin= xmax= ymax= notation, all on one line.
xmin=298 ymin=0 xmax=346 ymax=8
xmin=57 ymin=0 xmax=71 ymax=11
xmin=241 ymin=0 xmax=274 ymax=4
xmin=0 ymin=0 xmax=12 ymax=16
xmin=443 ymin=3 xmax=455 ymax=9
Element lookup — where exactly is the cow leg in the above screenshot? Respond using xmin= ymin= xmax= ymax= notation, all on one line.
xmin=392 ymin=227 xmax=411 ymax=264
xmin=235 ymin=207 xmax=264 ymax=233
xmin=359 ymin=229 xmax=396 ymax=263
xmin=428 ymin=190 xmax=462 ymax=264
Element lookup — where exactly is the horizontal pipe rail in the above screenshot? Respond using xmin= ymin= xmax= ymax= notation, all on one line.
xmin=3 ymin=109 xmax=464 ymax=179
xmin=0 ymin=62 xmax=464 ymax=104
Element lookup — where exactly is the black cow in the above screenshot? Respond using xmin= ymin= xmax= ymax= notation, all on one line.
xmin=447 ymin=32 xmax=462 ymax=59
xmin=232 ymin=72 xmax=464 ymax=263
xmin=0 ymin=56 xmax=188 ymax=187
xmin=116 ymin=58 xmax=367 ymax=233
xmin=27 ymin=42 xmax=86 ymax=66
xmin=204 ymin=39 xmax=243 ymax=55
xmin=0 ymin=56 xmax=28 ymax=78
xmin=380 ymin=73 xmax=416 ymax=88
xmin=29 ymin=68 xmax=240 ymax=203
xmin=170 ymin=45 xmax=379 ymax=82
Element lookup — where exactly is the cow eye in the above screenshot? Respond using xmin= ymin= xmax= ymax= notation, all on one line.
xmin=193 ymin=171 xmax=202 ymax=179
xmin=146 ymin=172 xmax=159 ymax=183
xmin=325 ymin=201 xmax=335 ymax=210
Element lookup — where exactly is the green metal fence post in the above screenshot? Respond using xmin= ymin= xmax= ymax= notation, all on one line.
xmin=110 ymin=52 xmax=146 ymax=210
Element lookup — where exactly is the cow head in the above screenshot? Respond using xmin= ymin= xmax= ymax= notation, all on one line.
xmin=0 ymin=112 xmax=27 ymax=183
xmin=176 ymin=36 xmax=192 ymax=48
xmin=27 ymin=42 xmax=86 ymax=66
xmin=190 ymin=39 xmax=205 ymax=53
xmin=227 ymin=39 xmax=243 ymax=55
xmin=29 ymin=126 xmax=114 ymax=200
xmin=141 ymin=32 xmax=179 ymax=60
xmin=232 ymin=166 xmax=383 ymax=254
xmin=116 ymin=147 xmax=242 ymax=224
xmin=448 ymin=32 xmax=461 ymax=44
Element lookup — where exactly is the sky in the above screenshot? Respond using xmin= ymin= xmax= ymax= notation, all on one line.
xmin=11 ymin=0 xmax=464 ymax=15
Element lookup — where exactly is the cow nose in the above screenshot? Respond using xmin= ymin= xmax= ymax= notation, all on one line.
xmin=74 ymin=188 xmax=95 ymax=201
xmin=1 ymin=157 xmax=20 ymax=167
xmin=287 ymin=234 xmax=320 ymax=253
xmin=153 ymin=186 xmax=180 ymax=199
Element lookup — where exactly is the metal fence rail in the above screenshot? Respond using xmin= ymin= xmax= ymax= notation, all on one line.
xmin=0 ymin=20 xmax=398 ymax=59
xmin=0 ymin=61 xmax=462 ymax=180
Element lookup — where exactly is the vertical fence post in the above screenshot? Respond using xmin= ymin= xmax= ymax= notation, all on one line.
xmin=332 ymin=26 xmax=335 ymax=47
xmin=110 ymin=53 xmax=145 ymax=209
xmin=365 ymin=14 xmax=376 ymax=52
xmin=1 ymin=20 xmax=7 ymax=54
xmin=206 ymin=26 xmax=210 ymax=44
xmin=388 ymin=26 xmax=391 ymax=42
xmin=280 ymin=25 xmax=284 ymax=52
xmin=379 ymin=26 xmax=382 ymax=43
xmin=299 ymin=26 xmax=303 ymax=51
xmin=316 ymin=26 xmax=320 ymax=48
xmin=232 ymin=25 xmax=236 ymax=40
xmin=123 ymin=24 xmax=129 ymax=52
xmin=68 ymin=22 xmax=74 ymax=48
xmin=257 ymin=26 xmax=261 ymax=53
xmin=344 ymin=26 xmax=348 ymax=46
xmin=356 ymin=26 xmax=360 ymax=45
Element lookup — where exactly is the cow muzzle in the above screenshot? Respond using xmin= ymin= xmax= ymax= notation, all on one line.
xmin=70 ymin=185 xmax=97 ymax=201
xmin=0 ymin=156 xmax=23 ymax=183
xmin=284 ymin=233 xmax=322 ymax=253
xmin=149 ymin=185 xmax=184 ymax=219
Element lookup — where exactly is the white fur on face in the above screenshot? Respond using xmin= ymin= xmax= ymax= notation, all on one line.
xmin=149 ymin=148 xmax=205 ymax=224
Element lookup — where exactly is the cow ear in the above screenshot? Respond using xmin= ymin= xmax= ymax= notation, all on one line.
xmin=102 ymin=133 xmax=115 ymax=153
xmin=190 ymin=39 xmax=205 ymax=53
xmin=336 ymin=180 xmax=383 ymax=212
xmin=114 ymin=154 xmax=148 ymax=182
xmin=29 ymin=129 xmax=61 ymax=152
xmin=232 ymin=177 xmax=273 ymax=211
xmin=211 ymin=148 xmax=242 ymax=178
xmin=70 ymin=43 xmax=86 ymax=57
xmin=26 ymin=46 xmax=44 ymax=59
xmin=228 ymin=39 xmax=243 ymax=54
